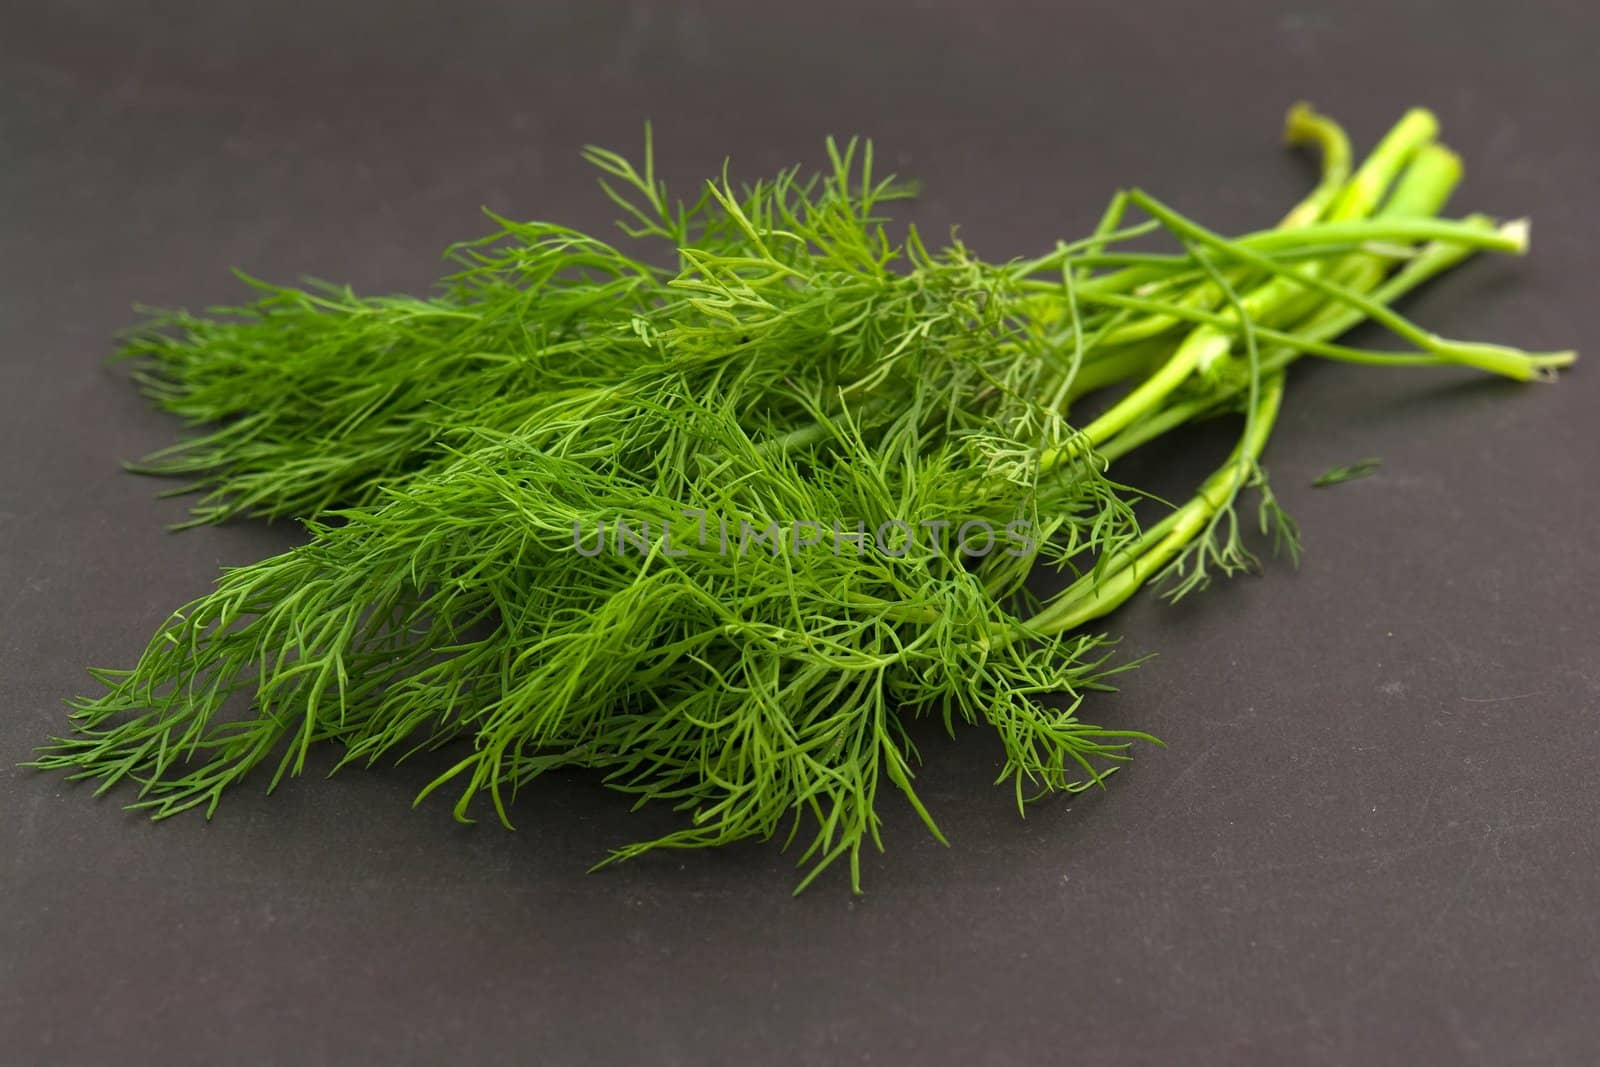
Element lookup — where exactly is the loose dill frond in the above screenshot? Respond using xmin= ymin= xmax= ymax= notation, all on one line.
xmin=38 ymin=105 xmax=1577 ymax=892
xmin=1312 ymin=457 xmax=1383 ymax=487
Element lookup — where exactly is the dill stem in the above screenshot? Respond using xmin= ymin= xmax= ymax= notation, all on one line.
xmin=1057 ymin=215 xmax=1522 ymax=302
xmin=1070 ymin=102 xmax=1354 ymax=353
xmin=1330 ymin=108 xmax=1440 ymax=220
xmin=1089 ymin=233 xmax=1483 ymax=466
xmin=1032 ymin=113 xmax=1522 ymax=641
xmin=1036 ymin=108 xmax=1437 ymax=473
xmin=1277 ymin=102 xmax=1354 ymax=228
xmin=1025 ymin=374 xmax=1287 ymax=636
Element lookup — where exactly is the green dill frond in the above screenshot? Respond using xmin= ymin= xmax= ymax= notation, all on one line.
xmin=1312 ymin=457 xmax=1382 ymax=487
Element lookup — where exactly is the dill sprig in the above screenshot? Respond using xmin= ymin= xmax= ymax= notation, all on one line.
xmin=36 ymin=105 xmax=1576 ymax=892
xmin=1313 ymin=458 xmax=1383 ymax=487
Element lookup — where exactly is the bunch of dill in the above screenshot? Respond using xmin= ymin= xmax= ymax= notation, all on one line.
xmin=35 ymin=106 xmax=1574 ymax=891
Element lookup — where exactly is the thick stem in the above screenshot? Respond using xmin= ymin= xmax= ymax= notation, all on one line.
xmin=1277 ymin=102 xmax=1353 ymax=228
xmin=1088 ymin=103 xmax=1355 ymax=352
xmin=1036 ymin=107 xmax=1439 ymax=473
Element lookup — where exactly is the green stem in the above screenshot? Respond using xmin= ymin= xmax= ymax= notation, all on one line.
xmin=1253 ymin=142 xmax=1466 ymax=329
xmin=1089 ymin=104 xmax=1354 ymax=350
xmin=1124 ymin=189 xmax=1527 ymax=367
xmin=1092 ymin=222 xmax=1531 ymax=464
xmin=1277 ymin=102 xmax=1353 ymax=228
xmin=1328 ymin=108 xmax=1439 ymax=220
xmin=1060 ymin=214 xmax=1518 ymax=299
xmin=1036 ymin=108 xmax=1438 ymax=472
xmin=1024 ymin=374 xmax=1286 ymax=636
xmin=1075 ymin=284 xmax=1571 ymax=381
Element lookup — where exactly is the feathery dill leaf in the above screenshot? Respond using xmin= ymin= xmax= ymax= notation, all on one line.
xmin=1313 ymin=458 xmax=1383 ymax=487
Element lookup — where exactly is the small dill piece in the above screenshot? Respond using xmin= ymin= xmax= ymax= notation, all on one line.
xmin=1312 ymin=458 xmax=1382 ymax=487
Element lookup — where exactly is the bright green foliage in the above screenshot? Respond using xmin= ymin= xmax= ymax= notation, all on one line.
xmin=37 ymin=107 xmax=1575 ymax=891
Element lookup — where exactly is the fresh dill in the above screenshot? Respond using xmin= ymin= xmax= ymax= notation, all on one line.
xmin=35 ymin=105 xmax=1576 ymax=893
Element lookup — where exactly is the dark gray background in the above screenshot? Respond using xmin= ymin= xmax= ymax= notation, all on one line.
xmin=3 ymin=2 xmax=1597 ymax=1064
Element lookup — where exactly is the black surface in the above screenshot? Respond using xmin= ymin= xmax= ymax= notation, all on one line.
xmin=3 ymin=2 xmax=1598 ymax=1064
